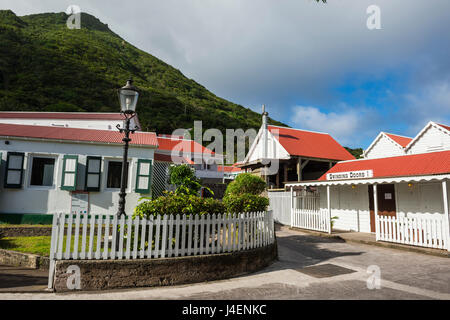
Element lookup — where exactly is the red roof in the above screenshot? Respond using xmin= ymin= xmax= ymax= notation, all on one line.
xmin=154 ymin=153 xmax=193 ymax=164
xmin=0 ymin=123 xmax=158 ymax=147
xmin=319 ymin=150 xmax=450 ymax=181
xmin=437 ymin=123 xmax=450 ymax=132
xmin=157 ymin=137 xmax=215 ymax=155
xmin=384 ymin=133 xmax=412 ymax=148
xmin=268 ymin=126 xmax=355 ymax=161
xmin=218 ymin=165 xmax=242 ymax=173
xmin=0 ymin=112 xmax=126 ymax=120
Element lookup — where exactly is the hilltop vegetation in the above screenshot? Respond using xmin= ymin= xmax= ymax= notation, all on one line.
xmin=0 ymin=10 xmax=285 ymax=135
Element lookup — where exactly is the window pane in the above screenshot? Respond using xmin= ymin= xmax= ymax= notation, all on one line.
xmin=87 ymin=174 xmax=100 ymax=188
xmin=8 ymin=155 xmax=23 ymax=169
xmin=107 ymin=161 xmax=128 ymax=189
xmin=7 ymin=170 xmax=21 ymax=185
xmin=88 ymin=159 xmax=101 ymax=173
xmin=31 ymin=158 xmax=55 ymax=186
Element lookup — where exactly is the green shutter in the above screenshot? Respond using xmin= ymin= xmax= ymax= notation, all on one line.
xmin=4 ymin=152 xmax=25 ymax=189
xmin=61 ymin=155 xmax=78 ymax=191
xmin=135 ymin=159 xmax=153 ymax=194
xmin=85 ymin=156 xmax=102 ymax=192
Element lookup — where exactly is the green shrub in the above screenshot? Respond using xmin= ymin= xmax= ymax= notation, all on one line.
xmin=133 ymin=192 xmax=226 ymax=219
xmin=225 ymin=173 xmax=266 ymax=197
xmin=223 ymin=194 xmax=269 ymax=214
xmin=169 ymin=165 xmax=202 ymax=196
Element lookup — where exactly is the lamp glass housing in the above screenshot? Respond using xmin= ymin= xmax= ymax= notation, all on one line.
xmin=119 ymin=80 xmax=139 ymax=114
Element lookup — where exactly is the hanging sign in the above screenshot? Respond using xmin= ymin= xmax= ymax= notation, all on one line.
xmin=326 ymin=170 xmax=374 ymax=181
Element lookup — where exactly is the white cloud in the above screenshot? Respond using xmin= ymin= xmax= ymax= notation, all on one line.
xmin=291 ymin=105 xmax=376 ymax=147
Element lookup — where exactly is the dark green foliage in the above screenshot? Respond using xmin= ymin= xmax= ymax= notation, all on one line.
xmin=0 ymin=10 xmax=286 ymax=140
xmin=225 ymin=173 xmax=267 ymax=197
xmin=169 ymin=164 xmax=203 ymax=196
xmin=222 ymin=194 xmax=269 ymax=214
xmin=345 ymin=147 xmax=364 ymax=159
xmin=133 ymin=192 xmax=226 ymax=218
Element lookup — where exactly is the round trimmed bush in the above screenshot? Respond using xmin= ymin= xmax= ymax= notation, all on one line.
xmin=223 ymin=193 xmax=269 ymax=214
xmin=225 ymin=173 xmax=266 ymax=197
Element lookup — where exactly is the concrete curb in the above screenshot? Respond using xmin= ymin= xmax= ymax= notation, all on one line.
xmin=289 ymin=227 xmax=449 ymax=258
xmin=0 ymin=249 xmax=50 ymax=269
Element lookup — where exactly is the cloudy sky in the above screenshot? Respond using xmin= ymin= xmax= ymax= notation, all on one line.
xmin=2 ymin=0 xmax=450 ymax=148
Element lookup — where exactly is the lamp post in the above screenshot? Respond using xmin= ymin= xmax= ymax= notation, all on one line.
xmin=117 ymin=79 xmax=140 ymax=217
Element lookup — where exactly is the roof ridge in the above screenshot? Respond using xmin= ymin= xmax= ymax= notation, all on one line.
xmin=0 ymin=122 xmax=157 ymax=134
xmin=268 ymin=125 xmax=330 ymax=135
xmin=383 ymin=132 xmax=413 ymax=139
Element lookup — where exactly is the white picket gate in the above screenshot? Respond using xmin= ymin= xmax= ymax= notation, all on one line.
xmin=48 ymin=211 xmax=275 ymax=288
xmin=292 ymin=208 xmax=331 ymax=233
xmin=268 ymin=191 xmax=292 ymax=225
xmin=376 ymin=214 xmax=449 ymax=250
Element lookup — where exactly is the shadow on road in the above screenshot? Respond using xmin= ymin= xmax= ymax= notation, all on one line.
xmin=266 ymin=231 xmax=364 ymax=272
xmin=0 ymin=266 xmax=48 ymax=292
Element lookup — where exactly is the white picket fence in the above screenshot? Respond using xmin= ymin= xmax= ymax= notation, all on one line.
xmin=292 ymin=208 xmax=331 ymax=233
xmin=268 ymin=191 xmax=291 ymax=225
xmin=48 ymin=211 xmax=274 ymax=288
xmin=376 ymin=214 xmax=449 ymax=250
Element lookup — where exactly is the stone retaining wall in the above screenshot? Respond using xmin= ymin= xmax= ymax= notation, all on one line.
xmin=0 ymin=249 xmax=49 ymax=269
xmin=52 ymin=242 xmax=278 ymax=292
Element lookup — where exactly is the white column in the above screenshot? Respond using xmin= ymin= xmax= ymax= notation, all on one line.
xmin=374 ymin=184 xmax=379 ymax=241
xmin=442 ymin=180 xmax=450 ymax=252
xmin=327 ymin=185 xmax=332 ymax=234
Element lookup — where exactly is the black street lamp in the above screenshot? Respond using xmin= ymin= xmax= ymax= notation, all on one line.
xmin=117 ymin=79 xmax=140 ymax=217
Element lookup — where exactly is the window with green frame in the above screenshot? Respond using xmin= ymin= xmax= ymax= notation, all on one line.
xmin=4 ymin=152 xmax=24 ymax=189
xmin=61 ymin=155 xmax=78 ymax=191
xmin=85 ymin=156 xmax=102 ymax=192
xmin=135 ymin=159 xmax=153 ymax=194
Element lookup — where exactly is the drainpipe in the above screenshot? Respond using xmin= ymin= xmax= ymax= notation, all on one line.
xmin=262 ymin=105 xmax=269 ymax=184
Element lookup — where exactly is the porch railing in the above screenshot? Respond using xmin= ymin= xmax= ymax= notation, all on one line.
xmin=376 ymin=214 xmax=449 ymax=250
xmin=292 ymin=208 xmax=331 ymax=233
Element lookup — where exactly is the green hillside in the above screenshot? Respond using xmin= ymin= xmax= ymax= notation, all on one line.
xmin=0 ymin=10 xmax=285 ymax=134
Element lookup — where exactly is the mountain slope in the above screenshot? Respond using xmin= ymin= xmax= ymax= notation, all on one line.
xmin=0 ymin=10 xmax=286 ymax=134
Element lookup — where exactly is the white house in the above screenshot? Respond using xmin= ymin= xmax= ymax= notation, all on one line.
xmin=405 ymin=121 xmax=450 ymax=154
xmin=283 ymin=121 xmax=450 ymax=251
xmin=240 ymin=108 xmax=355 ymax=188
xmin=0 ymin=122 xmax=157 ymax=219
xmin=0 ymin=112 xmax=141 ymax=131
xmin=364 ymin=132 xmax=412 ymax=159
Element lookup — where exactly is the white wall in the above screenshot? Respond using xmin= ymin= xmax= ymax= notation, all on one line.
xmin=407 ymin=124 xmax=450 ymax=154
xmin=396 ymin=182 xmax=446 ymax=217
xmin=0 ymin=118 xmax=139 ymax=131
xmin=0 ymin=138 xmax=154 ymax=216
xmin=316 ymin=181 xmax=449 ymax=233
xmin=365 ymin=134 xmax=405 ymax=159
xmin=248 ymin=129 xmax=290 ymax=163
xmin=319 ymin=185 xmax=371 ymax=233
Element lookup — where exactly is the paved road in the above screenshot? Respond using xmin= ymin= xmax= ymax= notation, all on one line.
xmin=1 ymin=226 xmax=449 ymax=300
